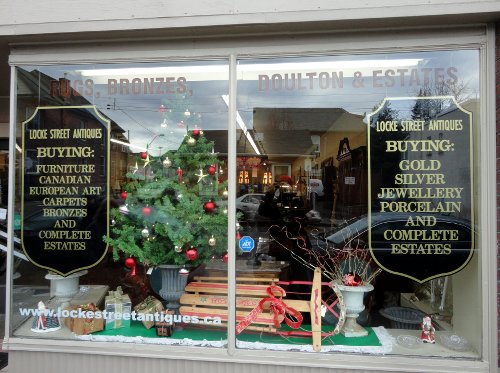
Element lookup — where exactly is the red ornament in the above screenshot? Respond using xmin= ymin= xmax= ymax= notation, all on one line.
xmin=140 ymin=151 xmax=148 ymax=160
xmin=342 ymin=273 xmax=363 ymax=286
xmin=142 ymin=206 xmax=152 ymax=216
xmin=207 ymin=165 xmax=216 ymax=175
xmin=204 ymin=200 xmax=216 ymax=213
xmin=186 ymin=247 xmax=198 ymax=261
xmin=159 ymin=104 xmax=166 ymax=113
xmin=192 ymin=128 xmax=201 ymax=137
xmin=124 ymin=257 xmax=137 ymax=277
xmin=223 ymin=252 xmax=228 ymax=264
xmin=120 ymin=191 xmax=128 ymax=200
xmin=176 ymin=167 xmax=183 ymax=183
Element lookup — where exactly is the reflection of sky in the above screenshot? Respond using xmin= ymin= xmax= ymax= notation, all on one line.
xmin=30 ymin=49 xmax=479 ymax=151
xmin=237 ymin=49 xmax=479 ymax=119
xmin=89 ymin=81 xmax=229 ymax=152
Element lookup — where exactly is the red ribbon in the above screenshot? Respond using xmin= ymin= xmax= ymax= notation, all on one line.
xmin=236 ymin=285 xmax=302 ymax=335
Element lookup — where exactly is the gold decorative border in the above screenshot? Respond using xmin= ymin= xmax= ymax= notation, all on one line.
xmin=367 ymin=96 xmax=474 ymax=284
xmin=21 ymin=105 xmax=111 ymax=277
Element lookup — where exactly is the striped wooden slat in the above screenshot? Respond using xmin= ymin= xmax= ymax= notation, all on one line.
xmin=184 ymin=281 xmax=286 ymax=297
xmin=179 ymin=306 xmax=284 ymax=326
xmin=180 ymin=293 xmax=311 ymax=312
xmin=193 ymin=276 xmax=279 ymax=283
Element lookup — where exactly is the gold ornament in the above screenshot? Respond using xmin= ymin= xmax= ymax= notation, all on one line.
xmin=208 ymin=235 xmax=216 ymax=246
xmin=163 ymin=157 xmax=172 ymax=168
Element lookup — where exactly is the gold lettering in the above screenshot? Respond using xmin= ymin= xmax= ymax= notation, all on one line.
xmin=376 ymin=121 xmax=398 ymax=132
xmin=42 ymin=197 xmax=87 ymax=206
xmin=394 ymin=173 xmax=445 ymax=185
xmin=386 ymin=140 xmax=454 ymax=152
xmin=82 ymin=187 xmax=102 ymax=195
xmin=390 ymin=243 xmax=452 ymax=254
xmin=39 ymin=175 xmax=91 ymax=184
xmin=72 ymin=128 xmax=102 ymax=139
xmin=29 ymin=186 xmax=79 ymax=195
xmin=49 ymin=129 xmax=71 ymax=139
xmin=53 ymin=220 xmax=76 ymax=228
xmin=404 ymin=215 xmax=437 ymax=226
xmin=36 ymin=147 xmax=94 ymax=158
xmin=379 ymin=201 xmax=461 ymax=213
xmin=43 ymin=241 xmax=86 ymax=250
xmin=29 ymin=129 xmax=48 ymax=139
xmin=42 ymin=208 xmax=87 ymax=217
xmin=383 ymin=229 xmax=458 ymax=241
xmin=39 ymin=230 xmax=92 ymax=240
xmin=400 ymin=120 xmax=425 ymax=131
xmin=377 ymin=187 xmax=462 ymax=199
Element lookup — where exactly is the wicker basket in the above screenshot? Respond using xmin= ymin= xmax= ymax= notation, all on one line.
xmin=379 ymin=307 xmax=427 ymax=329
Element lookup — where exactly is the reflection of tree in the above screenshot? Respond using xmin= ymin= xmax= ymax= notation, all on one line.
xmin=160 ymin=91 xmax=201 ymax=130
xmin=369 ymin=101 xmax=407 ymax=202
xmin=411 ymin=79 xmax=471 ymax=120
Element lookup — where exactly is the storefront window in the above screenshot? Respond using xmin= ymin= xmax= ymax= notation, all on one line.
xmin=9 ymin=48 xmax=483 ymax=361
xmin=234 ymin=51 xmax=481 ymax=358
xmin=12 ymin=61 xmax=229 ymax=346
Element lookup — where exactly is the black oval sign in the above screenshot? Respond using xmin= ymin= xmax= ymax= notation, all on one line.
xmin=21 ymin=106 xmax=110 ymax=276
xmin=367 ymin=97 xmax=474 ymax=283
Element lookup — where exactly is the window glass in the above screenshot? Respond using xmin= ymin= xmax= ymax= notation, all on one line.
xmin=13 ymin=61 xmax=229 ymax=346
xmin=235 ymin=51 xmax=481 ymax=358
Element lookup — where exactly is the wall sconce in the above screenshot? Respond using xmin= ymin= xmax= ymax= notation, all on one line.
xmin=238 ymin=170 xmax=249 ymax=184
xmin=262 ymin=171 xmax=272 ymax=185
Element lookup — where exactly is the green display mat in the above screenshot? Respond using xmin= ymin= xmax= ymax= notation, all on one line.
xmin=92 ymin=321 xmax=382 ymax=347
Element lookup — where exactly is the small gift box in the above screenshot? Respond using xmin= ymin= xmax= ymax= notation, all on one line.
xmin=64 ymin=303 xmax=104 ymax=335
xmin=104 ymin=286 xmax=132 ymax=329
xmin=155 ymin=309 xmax=175 ymax=337
xmin=133 ymin=295 xmax=164 ymax=329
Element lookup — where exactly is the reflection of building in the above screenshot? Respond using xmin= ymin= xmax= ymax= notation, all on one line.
xmin=405 ymin=99 xmax=477 ymax=220
xmin=334 ymin=139 xmax=368 ymax=221
xmin=16 ymin=70 xmax=130 ymax=199
xmin=250 ymin=108 xmax=367 ymax=217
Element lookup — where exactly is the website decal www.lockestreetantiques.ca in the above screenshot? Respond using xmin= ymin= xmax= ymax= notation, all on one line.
xmin=19 ymin=306 xmax=222 ymax=325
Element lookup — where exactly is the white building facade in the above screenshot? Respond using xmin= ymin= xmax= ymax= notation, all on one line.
xmin=0 ymin=2 xmax=498 ymax=372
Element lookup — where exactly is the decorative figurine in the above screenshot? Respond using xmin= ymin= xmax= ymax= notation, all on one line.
xmin=31 ymin=301 xmax=61 ymax=333
xmin=420 ymin=315 xmax=435 ymax=344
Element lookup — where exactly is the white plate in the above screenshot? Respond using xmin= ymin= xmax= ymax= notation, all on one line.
xmin=396 ymin=335 xmax=423 ymax=349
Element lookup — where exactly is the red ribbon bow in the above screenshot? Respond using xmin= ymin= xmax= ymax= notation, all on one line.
xmin=236 ymin=285 xmax=303 ymax=335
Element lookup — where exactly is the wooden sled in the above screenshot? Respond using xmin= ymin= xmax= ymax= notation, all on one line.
xmin=179 ymin=267 xmax=345 ymax=352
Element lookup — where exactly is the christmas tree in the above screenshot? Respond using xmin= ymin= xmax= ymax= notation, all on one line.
xmin=105 ymin=95 xmax=228 ymax=267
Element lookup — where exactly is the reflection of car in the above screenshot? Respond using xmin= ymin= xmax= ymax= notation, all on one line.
xmin=13 ymin=207 xmax=61 ymax=236
xmin=311 ymin=212 xmax=472 ymax=252
xmin=310 ymin=211 xmax=473 ymax=284
xmin=312 ymin=212 xmax=473 ymax=326
xmin=236 ymin=193 xmax=265 ymax=220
